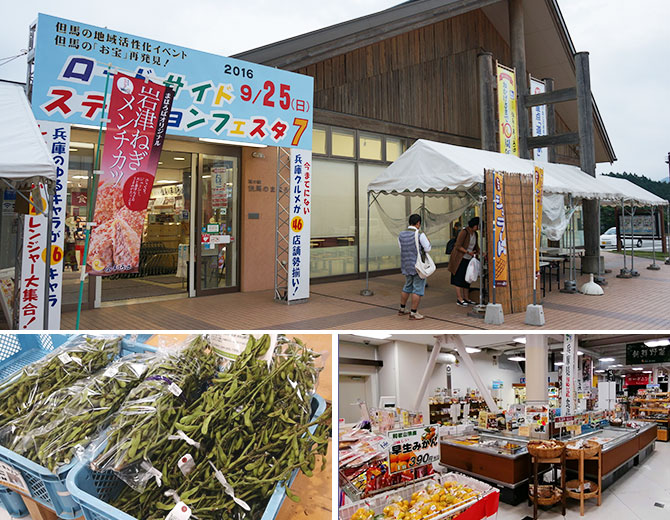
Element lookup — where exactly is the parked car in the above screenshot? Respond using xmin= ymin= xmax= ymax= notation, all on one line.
xmin=600 ymin=227 xmax=618 ymax=248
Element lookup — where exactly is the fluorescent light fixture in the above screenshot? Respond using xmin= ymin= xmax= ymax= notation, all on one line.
xmin=158 ymin=162 xmax=163 ymax=165
xmin=644 ymin=338 xmax=670 ymax=347
xmin=465 ymin=347 xmax=481 ymax=354
xmin=512 ymin=336 xmax=526 ymax=344
xmin=599 ymin=357 xmax=615 ymax=362
xmin=611 ymin=364 xmax=623 ymax=368
xmin=595 ymin=369 xmax=605 ymax=373
xmin=632 ymin=367 xmax=644 ymax=371
xmin=554 ymin=362 xmax=564 ymax=366
xmin=173 ymin=157 xmax=186 ymax=161
xmin=70 ymin=141 xmax=95 ymax=149
xmin=71 ymin=175 xmax=88 ymax=179
xmin=577 ymin=351 xmax=584 ymax=356
xmin=69 ymin=148 xmax=79 ymax=152
xmin=351 ymin=333 xmax=392 ymax=340
xmin=199 ymin=137 xmax=267 ymax=148
xmin=643 ymin=371 xmax=652 ymax=374
xmin=202 ymin=175 xmax=211 ymax=179
xmin=155 ymin=180 xmax=177 ymax=184
xmin=508 ymin=356 xmax=526 ymax=362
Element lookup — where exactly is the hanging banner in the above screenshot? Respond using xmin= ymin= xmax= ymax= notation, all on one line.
xmin=32 ymin=14 xmax=313 ymax=149
xmin=533 ymin=166 xmax=544 ymax=279
xmin=625 ymin=373 xmax=650 ymax=386
xmin=492 ymin=171 xmax=508 ymax=287
xmin=496 ymin=63 xmax=519 ymax=156
xmin=37 ymin=120 xmax=70 ymax=329
xmin=626 ymin=342 xmax=670 ymax=364
xmin=17 ymin=183 xmax=49 ymax=329
xmin=387 ymin=425 xmax=439 ymax=474
xmin=87 ymin=73 xmax=173 ymax=276
xmin=288 ymin=149 xmax=311 ymax=301
xmin=561 ymin=334 xmax=577 ymax=415
xmin=529 ymin=77 xmax=547 ymax=162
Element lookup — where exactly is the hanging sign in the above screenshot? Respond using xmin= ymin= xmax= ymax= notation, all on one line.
xmin=17 ymin=182 xmax=49 ymax=329
xmin=561 ymin=334 xmax=577 ymax=415
xmin=86 ymin=73 xmax=173 ymax=276
xmin=533 ymin=166 xmax=544 ymax=280
xmin=492 ymin=171 xmax=508 ymax=287
xmin=529 ymin=77 xmax=547 ymax=162
xmin=387 ymin=425 xmax=439 ymax=474
xmin=625 ymin=373 xmax=650 ymax=386
xmin=496 ymin=63 xmax=519 ymax=156
xmin=288 ymin=149 xmax=311 ymax=301
xmin=626 ymin=343 xmax=670 ymax=364
xmin=37 ymin=120 xmax=70 ymax=329
xmin=32 ymin=14 xmax=313 ymax=149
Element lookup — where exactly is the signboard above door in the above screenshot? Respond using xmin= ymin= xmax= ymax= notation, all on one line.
xmin=626 ymin=342 xmax=670 ymax=365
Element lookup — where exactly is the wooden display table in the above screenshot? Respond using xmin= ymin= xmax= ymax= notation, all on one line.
xmin=565 ymin=442 xmax=602 ymax=516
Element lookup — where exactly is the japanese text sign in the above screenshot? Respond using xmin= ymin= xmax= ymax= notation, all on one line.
xmin=32 ymin=14 xmax=313 ymax=149
xmin=626 ymin=342 xmax=670 ymax=365
xmin=625 ymin=373 xmax=650 ymax=386
xmin=561 ymin=334 xmax=577 ymax=415
xmin=86 ymin=73 xmax=172 ymax=276
xmin=497 ymin=63 xmax=519 ymax=156
xmin=533 ymin=166 xmax=544 ymax=280
xmin=387 ymin=425 xmax=439 ymax=474
xmin=492 ymin=171 xmax=508 ymax=287
xmin=37 ymin=120 xmax=70 ymax=329
xmin=288 ymin=149 xmax=311 ymax=301
xmin=530 ymin=77 xmax=547 ymax=162
xmin=18 ymin=183 xmax=49 ymax=329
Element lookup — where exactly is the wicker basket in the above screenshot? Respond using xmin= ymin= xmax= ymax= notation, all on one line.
xmin=566 ymin=479 xmax=600 ymax=499
xmin=565 ymin=440 xmax=600 ymax=459
xmin=527 ymin=440 xmax=565 ymax=459
xmin=529 ymin=485 xmax=563 ymax=506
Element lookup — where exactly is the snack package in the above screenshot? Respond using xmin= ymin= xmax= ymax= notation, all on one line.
xmin=0 ymin=335 xmax=121 ymax=427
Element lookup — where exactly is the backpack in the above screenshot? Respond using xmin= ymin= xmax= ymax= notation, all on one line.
xmin=445 ymin=238 xmax=456 ymax=255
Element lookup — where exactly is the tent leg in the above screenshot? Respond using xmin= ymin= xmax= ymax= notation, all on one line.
xmin=469 ymin=184 xmax=486 ymax=319
xmin=648 ymin=205 xmax=660 ymax=270
xmin=617 ymin=200 xmax=632 ymax=278
xmin=630 ymin=206 xmax=639 ymax=277
xmin=561 ymin=196 xmax=578 ymax=292
xmin=360 ymin=191 xmax=374 ymax=296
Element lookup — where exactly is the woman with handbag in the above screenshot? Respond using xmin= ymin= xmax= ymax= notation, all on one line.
xmin=448 ymin=217 xmax=480 ymax=307
xmin=397 ymin=214 xmax=432 ymax=320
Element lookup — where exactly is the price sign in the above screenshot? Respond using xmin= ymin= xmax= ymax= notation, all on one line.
xmin=387 ymin=425 xmax=439 ymax=474
xmin=0 ymin=462 xmax=30 ymax=496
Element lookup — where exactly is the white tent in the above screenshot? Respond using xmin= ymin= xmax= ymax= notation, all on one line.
xmin=596 ymin=175 xmax=668 ymax=206
xmin=0 ymin=82 xmax=56 ymax=185
xmin=368 ymin=139 xmax=621 ymax=201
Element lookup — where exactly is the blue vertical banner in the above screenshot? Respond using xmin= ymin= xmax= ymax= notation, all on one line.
xmin=288 ymin=149 xmax=311 ymax=301
xmin=32 ymin=14 xmax=313 ymax=149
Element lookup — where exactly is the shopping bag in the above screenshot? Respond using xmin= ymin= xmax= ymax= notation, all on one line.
xmin=414 ymin=231 xmax=436 ymax=279
xmin=465 ymin=257 xmax=480 ymax=284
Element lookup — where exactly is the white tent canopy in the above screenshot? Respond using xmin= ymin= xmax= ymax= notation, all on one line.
xmin=596 ymin=175 xmax=668 ymax=206
xmin=0 ymin=82 xmax=56 ymax=184
xmin=368 ymin=139 xmax=621 ymax=201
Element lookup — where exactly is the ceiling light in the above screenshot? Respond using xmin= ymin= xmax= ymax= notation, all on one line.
xmin=70 ymin=141 xmax=95 ymax=149
xmin=513 ymin=337 xmax=526 ymax=344
xmin=554 ymin=362 xmax=564 ymax=366
xmin=69 ymin=148 xmax=79 ymax=152
xmin=643 ymin=371 xmax=652 ymax=374
xmin=611 ymin=364 xmax=622 ymax=368
xmin=202 ymin=175 xmax=211 ymax=179
xmin=632 ymin=367 xmax=644 ymax=371
xmin=595 ymin=369 xmax=605 ymax=373
xmin=465 ymin=347 xmax=481 ymax=354
xmin=508 ymin=356 xmax=526 ymax=362
xmin=644 ymin=339 xmax=670 ymax=347
xmin=199 ymin=137 xmax=267 ymax=148
xmin=155 ymin=180 xmax=176 ymax=184
xmin=351 ymin=333 xmax=392 ymax=340
xmin=173 ymin=157 xmax=186 ymax=161
xmin=71 ymin=175 xmax=88 ymax=179
xmin=578 ymin=351 xmax=584 ymax=356
xmin=158 ymin=161 xmax=163 ymax=165
xmin=599 ymin=357 xmax=615 ymax=362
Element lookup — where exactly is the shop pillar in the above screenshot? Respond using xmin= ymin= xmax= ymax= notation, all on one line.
xmin=508 ymin=0 xmax=530 ymax=159
xmin=525 ymin=335 xmax=548 ymax=404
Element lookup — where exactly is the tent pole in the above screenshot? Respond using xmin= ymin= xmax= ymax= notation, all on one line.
xmin=532 ymin=173 xmax=537 ymax=306
xmin=360 ymin=191 xmax=373 ymax=296
xmin=630 ymin=205 xmax=639 ymax=276
xmin=561 ymin=195 xmax=577 ymax=293
xmin=648 ymin=205 xmax=660 ymax=270
xmin=617 ymin=199 xmax=631 ymax=278
xmin=42 ymin=184 xmax=54 ymax=329
xmin=469 ymin=185 xmax=486 ymax=318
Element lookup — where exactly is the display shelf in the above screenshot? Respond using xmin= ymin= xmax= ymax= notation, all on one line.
xmin=631 ymin=394 xmax=670 ymax=442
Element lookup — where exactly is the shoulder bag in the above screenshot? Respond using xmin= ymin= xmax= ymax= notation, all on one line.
xmin=414 ymin=230 xmax=436 ymax=279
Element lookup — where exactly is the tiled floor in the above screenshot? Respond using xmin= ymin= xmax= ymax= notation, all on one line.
xmin=496 ymin=439 xmax=670 ymax=519
xmin=60 ymin=252 xmax=670 ymax=330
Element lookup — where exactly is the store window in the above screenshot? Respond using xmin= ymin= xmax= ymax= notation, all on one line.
xmin=332 ymin=128 xmax=355 ymax=158
xmin=313 ymin=126 xmax=327 ymax=155
xmin=386 ymin=138 xmax=403 ymax=162
xmin=359 ymin=133 xmax=382 ymax=161
xmin=311 ymin=159 xmax=357 ymax=277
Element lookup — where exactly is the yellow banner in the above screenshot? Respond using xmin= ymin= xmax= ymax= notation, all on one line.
xmin=496 ymin=63 xmax=519 ymax=156
xmin=493 ymin=171 xmax=508 ymax=287
xmin=534 ymin=166 xmax=544 ymax=278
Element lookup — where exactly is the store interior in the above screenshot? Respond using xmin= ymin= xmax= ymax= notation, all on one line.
xmin=339 ymin=333 xmax=670 ymax=520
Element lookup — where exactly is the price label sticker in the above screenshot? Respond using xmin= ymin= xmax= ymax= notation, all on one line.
xmin=58 ymin=352 xmax=72 ymax=365
xmin=103 ymin=366 xmax=119 ymax=378
xmin=130 ymin=363 xmax=147 ymax=378
xmin=168 ymin=383 xmax=183 ymax=397
xmin=165 ymin=501 xmax=191 ymax=520
xmin=178 ymin=454 xmax=195 ymax=476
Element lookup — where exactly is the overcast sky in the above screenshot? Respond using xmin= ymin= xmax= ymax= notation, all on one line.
xmin=1 ymin=0 xmax=668 ymax=180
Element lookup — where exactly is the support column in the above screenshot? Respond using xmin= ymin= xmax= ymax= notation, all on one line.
xmin=478 ymin=52 xmax=496 ymax=152
xmin=543 ymin=78 xmax=557 ymax=164
xmin=525 ymin=334 xmax=548 ymax=404
xmin=509 ymin=0 xmax=530 ymax=159
xmin=575 ymin=52 xmax=601 ymax=274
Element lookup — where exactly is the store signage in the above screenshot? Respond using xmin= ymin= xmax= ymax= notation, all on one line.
xmin=2 ymin=190 xmax=16 ymax=214
xmin=38 ymin=121 xmax=71 ymax=329
xmin=554 ymin=415 xmax=578 ymax=427
xmin=32 ymin=14 xmax=313 ymax=149
xmin=387 ymin=425 xmax=439 ymax=474
xmin=625 ymin=373 xmax=650 ymax=386
xmin=529 ymin=77 xmax=547 ymax=162
xmin=533 ymin=166 xmax=544 ymax=280
xmin=525 ymin=405 xmax=549 ymax=435
xmin=288 ymin=149 xmax=311 ymax=301
xmin=626 ymin=343 xmax=670 ymax=364
xmin=618 ymin=215 xmax=656 ymax=237
xmin=17 ymin=182 xmax=49 ymax=329
xmin=561 ymin=334 xmax=577 ymax=415
xmin=87 ymin=73 xmax=173 ymax=276
xmin=70 ymin=190 xmax=88 ymax=206
xmin=492 ymin=171 xmax=508 ymax=287
xmin=211 ymin=166 xmax=228 ymax=210
xmin=496 ymin=63 xmax=519 ymax=156
xmin=492 ymin=380 xmax=503 ymax=389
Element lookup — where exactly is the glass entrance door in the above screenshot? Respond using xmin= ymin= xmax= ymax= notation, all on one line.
xmin=197 ymin=154 xmax=239 ymax=294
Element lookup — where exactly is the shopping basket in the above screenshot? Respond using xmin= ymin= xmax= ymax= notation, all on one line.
xmin=0 ymin=334 xmax=155 ymax=519
xmin=66 ymin=394 xmax=327 ymax=520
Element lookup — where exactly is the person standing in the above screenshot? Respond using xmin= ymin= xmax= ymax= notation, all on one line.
xmin=398 ymin=214 xmax=431 ymax=320
xmin=448 ymin=217 xmax=480 ymax=306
